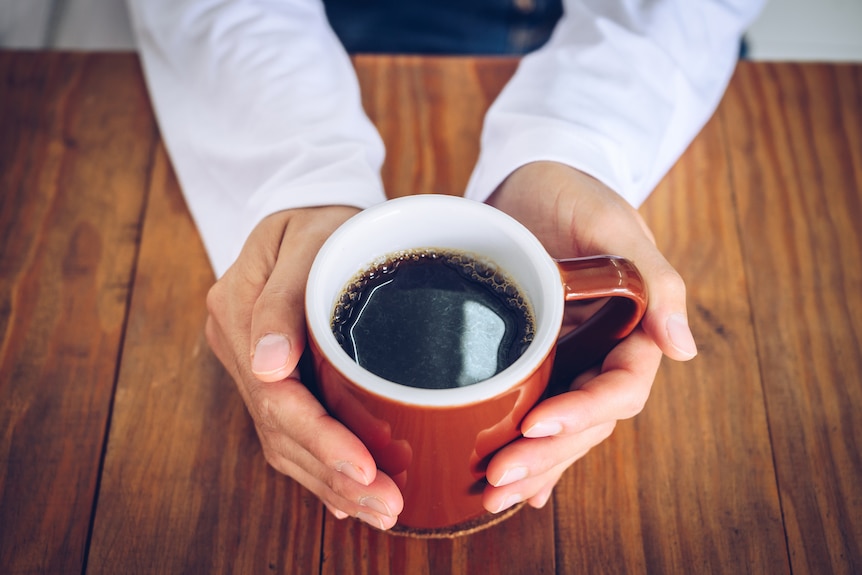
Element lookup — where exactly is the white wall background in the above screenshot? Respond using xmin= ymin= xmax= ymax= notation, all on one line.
xmin=0 ymin=0 xmax=135 ymax=50
xmin=1 ymin=0 xmax=861 ymax=61
xmin=746 ymin=0 xmax=862 ymax=61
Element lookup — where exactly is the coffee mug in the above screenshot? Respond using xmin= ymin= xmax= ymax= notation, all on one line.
xmin=305 ymin=194 xmax=646 ymax=534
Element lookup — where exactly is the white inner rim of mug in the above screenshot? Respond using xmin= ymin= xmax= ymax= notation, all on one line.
xmin=306 ymin=195 xmax=563 ymax=408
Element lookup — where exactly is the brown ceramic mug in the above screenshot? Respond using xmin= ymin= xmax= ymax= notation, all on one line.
xmin=305 ymin=195 xmax=646 ymax=535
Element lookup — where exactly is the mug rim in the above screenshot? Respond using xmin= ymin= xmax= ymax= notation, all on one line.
xmin=305 ymin=194 xmax=563 ymax=407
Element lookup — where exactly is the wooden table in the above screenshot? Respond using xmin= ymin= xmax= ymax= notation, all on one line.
xmin=1 ymin=52 xmax=860 ymax=574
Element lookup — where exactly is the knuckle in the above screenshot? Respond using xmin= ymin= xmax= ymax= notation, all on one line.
xmin=653 ymin=266 xmax=687 ymax=300
xmin=204 ymin=316 xmax=218 ymax=349
xmin=599 ymin=420 xmax=617 ymax=441
xmin=257 ymin=398 xmax=282 ymax=432
xmin=249 ymin=385 xmax=283 ymax=432
xmin=260 ymin=443 xmax=299 ymax=481
xmin=205 ymin=280 xmax=226 ymax=317
xmin=322 ymin=470 xmax=342 ymax=494
xmin=259 ymin=444 xmax=282 ymax=471
xmin=620 ymin=390 xmax=648 ymax=419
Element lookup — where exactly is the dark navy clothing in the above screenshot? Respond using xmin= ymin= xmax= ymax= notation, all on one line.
xmin=322 ymin=0 xmax=564 ymax=55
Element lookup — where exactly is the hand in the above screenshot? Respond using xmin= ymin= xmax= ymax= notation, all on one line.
xmin=480 ymin=161 xmax=698 ymax=513
xmin=205 ymin=206 xmax=403 ymax=530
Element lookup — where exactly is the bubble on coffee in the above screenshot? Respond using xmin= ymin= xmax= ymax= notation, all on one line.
xmin=331 ymin=248 xmax=535 ymax=389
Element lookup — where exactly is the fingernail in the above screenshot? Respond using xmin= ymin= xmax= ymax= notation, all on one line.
xmin=494 ymin=493 xmax=522 ymax=514
xmin=493 ymin=466 xmax=528 ymax=487
xmin=251 ymin=333 xmax=291 ymax=376
xmin=329 ymin=507 xmax=349 ymax=520
xmin=359 ymin=495 xmax=393 ymax=517
xmin=667 ymin=313 xmax=698 ymax=359
xmin=532 ymin=485 xmax=554 ymax=509
xmin=335 ymin=461 xmax=371 ymax=486
xmin=523 ymin=421 xmax=563 ymax=438
xmin=356 ymin=511 xmax=385 ymax=530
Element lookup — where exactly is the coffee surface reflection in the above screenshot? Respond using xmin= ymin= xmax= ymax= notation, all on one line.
xmin=331 ymin=249 xmax=535 ymax=389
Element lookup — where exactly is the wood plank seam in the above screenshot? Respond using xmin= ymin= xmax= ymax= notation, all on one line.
xmin=715 ymin=65 xmax=795 ymax=573
xmin=79 ymin=120 xmax=159 ymax=575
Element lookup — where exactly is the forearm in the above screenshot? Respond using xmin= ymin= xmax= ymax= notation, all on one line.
xmin=466 ymin=0 xmax=766 ymax=207
xmin=126 ymin=0 xmax=386 ymax=276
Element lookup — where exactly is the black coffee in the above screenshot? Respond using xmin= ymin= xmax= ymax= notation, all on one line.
xmin=331 ymin=249 xmax=534 ymax=389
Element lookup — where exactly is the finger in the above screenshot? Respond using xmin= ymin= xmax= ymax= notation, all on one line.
xmin=205 ymin=313 xmax=246 ymax=385
xmin=617 ymin=226 xmax=697 ymax=362
xmin=519 ymin=327 xmax=662 ymax=438
xmin=570 ymin=365 xmax=601 ymax=390
xmin=273 ymin=449 xmax=401 ymax=530
xmin=248 ymin=257 xmax=308 ymax=382
xmin=483 ymin=423 xmax=615 ymax=513
xmin=207 ymin=317 xmax=402 ymax=529
xmin=486 ymin=421 xmax=616 ymax=490
xmin=563 ymin=174 xmax=697 ymax=363
xmin=325 ymin=503 xmax=349 ymax=520
xmin=249 ymin=207 xmax=358 ymax=383
xmin=640 ymin=259 xmax=697 ymax=361
xmin=526 ymin=474 xmax=560 ymax=509
xmin=247 ymin=371 xmax=380 ymax=485
xmin=248 ymin=373 xmax=404 ymax=527
xmin=213 ymin=310 xmax=405 ymax=529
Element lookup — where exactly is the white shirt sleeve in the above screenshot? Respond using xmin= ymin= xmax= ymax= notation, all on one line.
xmin=464 ymin=0 xmax=766 ymax=208
xmin=126 ymin=0 xmax=386 ymax=276
xmin=129 ymin=0 xmax=764 ymax=276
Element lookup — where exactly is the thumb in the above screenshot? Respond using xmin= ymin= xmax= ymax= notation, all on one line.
xmin=248 ymin=243 xmax=312 ymax=384
xmin=637 ymin=253 xmax=698 ymax=362
xmin=251 ymin=332 xmax=296 ymax=383
xmin=248 ymin=206 xmax=359 ymax=383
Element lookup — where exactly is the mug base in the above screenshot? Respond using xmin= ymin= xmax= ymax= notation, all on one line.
xmin=386 ymin=502 xmax=526 ymax=539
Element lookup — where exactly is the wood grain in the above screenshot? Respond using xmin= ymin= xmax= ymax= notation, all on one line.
xmin=354 ymin=55 xmax=517 ymax=198
xmin=321 ymin=504 xmax=555 ymax=574
xmin=86 ymin=145 xmax=324 ymax=574
xmin=550 ymin=76 xmax=790 ymax=574
xmin=317 ymin=57 xmax=557 ymax=574
xmin=3 ymin=52 xmax=861 ymax=574
xmin=0 ymin=53 xmax=155 ymax=574
xmin=721 ymin=62 xmax=862 ymax=575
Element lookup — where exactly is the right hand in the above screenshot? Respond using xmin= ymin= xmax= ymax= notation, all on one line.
xmin=204 ymin=206 xmax=403 ymax=530
xmin=480 ymin=162 xmax=697 ymax=514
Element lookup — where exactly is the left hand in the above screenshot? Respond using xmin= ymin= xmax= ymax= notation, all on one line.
xmin=481 ymin=161 xmax=698 ymax=513
xmin=205 ymin=206 xmax=403 ymax=529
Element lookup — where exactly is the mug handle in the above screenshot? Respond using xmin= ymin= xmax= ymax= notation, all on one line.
xmin=549 ymin=255 xmax=648 ymax=390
